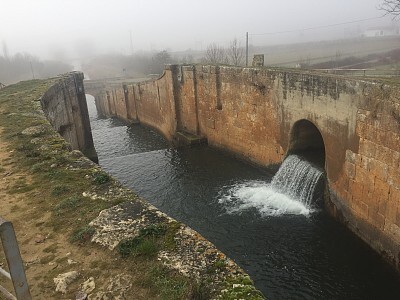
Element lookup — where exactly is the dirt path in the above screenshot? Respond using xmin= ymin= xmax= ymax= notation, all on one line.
xmin=0 ymin=129 xmax=152 ymax=299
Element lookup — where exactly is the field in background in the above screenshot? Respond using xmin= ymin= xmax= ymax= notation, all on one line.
xmin=81 ymin=36 xmax=400 ymax=79
xmin=254 ymin=36 xmax=400 ymax=70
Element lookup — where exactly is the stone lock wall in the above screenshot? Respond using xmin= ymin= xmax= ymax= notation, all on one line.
xmin=41 ymin=72 xmax=97 ymax=162
xmin=195 ymin=66 xmax=283 ymax=165
xmin=331 ymin=83 xmax=400 ymax=265
xmin=86 ymin=66 xmax=400 ymax=271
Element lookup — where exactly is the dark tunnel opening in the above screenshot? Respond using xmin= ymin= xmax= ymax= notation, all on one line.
xmin=288 ymin=119 xmax=326 ymax=170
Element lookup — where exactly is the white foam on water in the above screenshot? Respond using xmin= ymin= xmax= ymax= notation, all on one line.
xmin=219 ymin=181 xmax=312 ymax=217
xmin=218 ymin=155 xmax=323 ymax=217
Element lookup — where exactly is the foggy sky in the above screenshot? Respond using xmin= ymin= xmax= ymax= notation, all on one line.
xmin=0 ymin=0 xmax=395 ymax=60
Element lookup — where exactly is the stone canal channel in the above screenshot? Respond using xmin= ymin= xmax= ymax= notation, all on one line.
xmin=87 ymin=94 xmax=400 ymax=300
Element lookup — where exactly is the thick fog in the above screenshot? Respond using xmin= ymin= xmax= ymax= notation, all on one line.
xmin=0 ymin=0 xmax=399 ymax=83
xmin=0 ymin=0 xmax=394 ymax=58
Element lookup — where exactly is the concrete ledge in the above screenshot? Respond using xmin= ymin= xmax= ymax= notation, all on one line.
xmin=174 ymin=131 xmax=208 ymax=146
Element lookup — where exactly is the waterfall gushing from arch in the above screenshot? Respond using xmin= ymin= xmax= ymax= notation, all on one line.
xmin=218 ymin=119 xmax=326 ymax=217
xmin=271 ymin=155 xmax=323 ymax=207
xmin=218 ymin=155 xmax=323 ymax=217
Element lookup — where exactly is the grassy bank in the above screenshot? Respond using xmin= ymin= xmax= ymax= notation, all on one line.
xmin=0 ymin=78 xmax=264 ymax=299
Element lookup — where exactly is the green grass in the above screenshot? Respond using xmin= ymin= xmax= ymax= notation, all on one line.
xmin=0 ymin=79 xmax=120 ymax=239
xmin=70 ymin=226 xmax=95 ymax=244
xmin=140 ymin=266 xmax=191 ymax=300
xmin=54 ymin=195 xmax=81 ymax=215
xmin=93 ymin=172 xmax=110 ymax=185
xmin=0 ymin=78 xmax=263 ymax=299
xmin=51 ymin=184 xmax=71 ymax=196
xmin=7 ymin=178 xmax=34 ymax=194
xmin=118 ymin=224 xmax=167 ymax=257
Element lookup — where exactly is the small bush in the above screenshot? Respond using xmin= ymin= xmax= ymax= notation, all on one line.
xmin=118 ymin=223 xmax=167 ymax=257
xmin=135 ymin=238 xmax=159 ymax=257
xmin=93 ymin=172 xmax=110 ymax=185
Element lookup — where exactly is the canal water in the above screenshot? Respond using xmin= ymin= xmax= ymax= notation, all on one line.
xmin=86 ymin=95 xmax=400 ymax=300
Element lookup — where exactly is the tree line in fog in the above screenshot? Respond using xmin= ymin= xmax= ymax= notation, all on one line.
xmin=0 ymin=37 xmax=245 ymax=83
xmin=82 ymin=50 xmax=175 ymax=79
xmin=0 ymin=44 xmax=73 ymax=85
xmin=83 ymin=38 xmax=245 ymax=80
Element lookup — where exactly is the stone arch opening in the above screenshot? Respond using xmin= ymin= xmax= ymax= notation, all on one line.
xmin=288 ymin=119 xmax=326 ymax=170
xmin=288 ymin=119 xmax=327 ymax=207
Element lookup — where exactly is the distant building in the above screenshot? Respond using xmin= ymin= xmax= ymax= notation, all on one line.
xmin=0 ymin=82 xmax=5 ymax=90
xmin=363 ymin=26 xmax=400 ymax=37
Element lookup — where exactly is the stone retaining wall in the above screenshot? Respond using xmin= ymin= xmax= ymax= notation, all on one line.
xmin=88 ymin=66 xmax=400 ymax=271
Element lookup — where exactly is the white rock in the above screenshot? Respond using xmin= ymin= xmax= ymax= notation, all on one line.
xmin=54 ymin=271 xmax=79 ymax=293
xmin=81 ymin=277 xmax=96 ymax=294
xmin=75 ymin=290 xmax=88 ymax=300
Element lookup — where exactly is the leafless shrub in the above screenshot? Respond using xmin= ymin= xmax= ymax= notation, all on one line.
xmin=228 ymin=38 xmax=244 ymax=66
xmin=203 ymin=43 xmax=227 ymax=65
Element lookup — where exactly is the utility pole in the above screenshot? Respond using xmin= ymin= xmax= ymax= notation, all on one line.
xmin=30 ymin=61 xmax=35 ymax=79
xmin=129 ymin=30 xmax=133 ymax=55
xmin=246 ymin=32 xmax=249 ymax=67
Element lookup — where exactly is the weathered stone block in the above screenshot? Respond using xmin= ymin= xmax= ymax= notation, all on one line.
xmin=359 ymin=139 xmax=376 ymax=158
xmin=366 ymin=123 xmax=377 ymax=141
xmin=378 ymin=197 xmax=388 ymax=215
xmin=388 ymin=167 xmax=400 ymax=190
xmin=365 ymin=189 xmax=381 ymax=211
xmin=369 ymin=159 xmax=388 ymax=182
xmin=356 ymin=121 xmax=367 ymax=136
xmin=390 ymin=150 xmax=400 ymax=169
xmin=386 ymin=131 xmax=400 ymax=151
xmin=369 ymin=210 xmax=386 ymax=230
xmin=360 ymin=155 xmax=371 ymax=171
xmin=349 ymin=179 xmax=363 ymax=199
xmin=374 ymin=177 xmax=390 ymax=199
xmin=376 ymin=129 xmax=387 ymax=145
xmin=345 ymin=150 xmax=356 ymax=164
xmin=207 ymin=119 xmax=215 ymax=129
xmin=355 ymin=165 xmax=372 ymax=185
xmin=353 ymin=199 xmax=369 ymax=219
xmin=396 ymin=209 xmax=400 ymax=228
xmin=386 ymin=198 xmax=398 ymax=223
xmin=375 ymin=145 xmax=392 ymax=165
xmin=355 ymin=153 xmax=363 ymax=167
xmin=345 ymin=161 xmax=356 ymax=179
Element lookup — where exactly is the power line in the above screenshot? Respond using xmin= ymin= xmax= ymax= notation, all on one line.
xmin=250 ymin=16 xmax=385 ymax=36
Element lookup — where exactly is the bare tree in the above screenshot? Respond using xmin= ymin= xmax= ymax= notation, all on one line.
xmin=151 ymin=50 xmax=172 ymax=74
xmin=203 ymin=43 xmax=227 ymax=65
xmin=228 ymin=38 xmax=244 ymax=66
xmin=380 ymin=0 xmax=400 ymax=17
